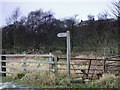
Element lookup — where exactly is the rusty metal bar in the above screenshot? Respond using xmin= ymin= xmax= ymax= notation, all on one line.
xmin=58 ymin=57 xmax=120 ymax=61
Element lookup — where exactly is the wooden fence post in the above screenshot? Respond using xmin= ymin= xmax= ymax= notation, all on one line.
xmin=49 ymin=53 xmax=53 ymax=72
xmin=103 ymin=58 xmax=107 ymax=73
xmin=22 ymin=54 xmax=27 ymax=71
xmin=53 ymin=56 xmax=58 ymax=73
xmin=54 ymin=56 xmax=58 ymax=86
xmin=87 ymin=59 xmax=92 ymax=74
xmin=50 ymin=53 xmax=58 ymax=73
xmin=1 ymin=50 xmax=6 ymax=76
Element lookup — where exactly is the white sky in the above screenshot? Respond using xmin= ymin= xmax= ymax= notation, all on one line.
xmin=0 ymin=0 xmax=115 ymax=27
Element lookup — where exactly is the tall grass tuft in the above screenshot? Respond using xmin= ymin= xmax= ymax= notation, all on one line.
xmin=21 ymin=71 xmax=55 ymax=88
xmin=89 ymin=73 xmax=120 ymax=88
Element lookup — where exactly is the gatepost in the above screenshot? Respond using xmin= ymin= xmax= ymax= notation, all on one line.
xmin=1 ymin=50 xmax=6 ymax=76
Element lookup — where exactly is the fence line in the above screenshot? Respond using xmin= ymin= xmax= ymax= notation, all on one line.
xmin=0 ymin=54 xmax=120 ymax=80
xmin=0 ymin=53 xmax=57 ymax=76
xmin=57 ymin=56 xmax=120 ymax=79
xmin=2 ymin=66 xmax=55 ymax=71
xmin=0 ymin=54 xmax=53 ymax=57
xmin=0 ymin=60 xmax=54 ymax=64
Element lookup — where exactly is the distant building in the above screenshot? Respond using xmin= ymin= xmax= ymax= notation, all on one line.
xmin=79 ymin=19 xmax=94 ymax=26
xmin=79 ymin=18 xmax=116 ymax=26
xmin=79 ymin=20 xmax=88 ymax=26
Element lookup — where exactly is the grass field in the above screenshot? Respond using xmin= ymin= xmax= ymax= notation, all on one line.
xmin=1 ymin=73 xmax=120 ymax=88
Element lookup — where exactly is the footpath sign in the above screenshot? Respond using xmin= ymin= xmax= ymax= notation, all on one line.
xmin=57 ymin=31 xmax=71 ymax=79
xmin=57 ymin=32 xmax=67 ymax=37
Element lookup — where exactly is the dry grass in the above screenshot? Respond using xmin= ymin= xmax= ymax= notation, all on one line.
xmin=4 ymin=54 xmax=120 ymax=88
xmin=21 ymin=71 xmax=55 ymax=87
xmin=90 ymin=73 xmax=120 ymax=88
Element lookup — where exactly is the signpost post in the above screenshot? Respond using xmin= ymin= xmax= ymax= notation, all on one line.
xmin=57 ymin=31 xmax=71 ymax=79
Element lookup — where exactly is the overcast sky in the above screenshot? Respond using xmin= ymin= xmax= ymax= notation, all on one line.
xmin=0 ymin=0 xmax=115 ymax=27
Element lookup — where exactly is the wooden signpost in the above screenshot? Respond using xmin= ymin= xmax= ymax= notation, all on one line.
xmin=57 ymin=31 xmax=71 ymax=79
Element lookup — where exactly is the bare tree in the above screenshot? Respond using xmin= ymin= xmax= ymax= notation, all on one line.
xmin=6 ymin=7 xmax=21 ymax=25
xmin=110 ymin=0 xmax=120 ymax=55
xmin=111 ymin=0 xmax=120 ymax=18
xmin=97 ymin=11 xmax=108 ymax=20
xmin=5 ymin=7 xmax=22 ymax=52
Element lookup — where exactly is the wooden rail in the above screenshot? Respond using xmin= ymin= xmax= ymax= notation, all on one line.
xmin=0 ymin=60 xmax=54 ymax=64
xmin=1 ymin=66 xmax=54 ymax=71
xmin=0 ymin=54 xmax=53 ymax=57
xmin=0 ymin=53 xmax=57 ymax=76
xmin=1 ymin=54 xmax=119 ymax=80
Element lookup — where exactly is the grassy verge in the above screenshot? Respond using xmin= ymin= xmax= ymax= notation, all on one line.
xmin=71 ymin=74 xmax=120 ymax=88
xmin=1 ymin=76 xmax=13 ymax=83
xmin=1 ymin=72 xmax=120 ymax=88
xmin=88 ymin=74 xmax=120 ymax=88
